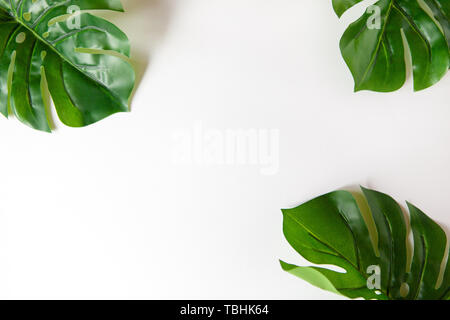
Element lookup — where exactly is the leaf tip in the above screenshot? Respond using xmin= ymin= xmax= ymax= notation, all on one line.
xmin=335 ymin=11 xmax=344 ymax=19
xmin=279 ymin=260 xmax=291 ymax=271
xmin=359 ymin=185 xmax=369 ymax=193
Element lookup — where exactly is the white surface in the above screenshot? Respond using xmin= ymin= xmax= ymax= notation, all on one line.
xmin=0 ymin=0 xmax=448 ymax=299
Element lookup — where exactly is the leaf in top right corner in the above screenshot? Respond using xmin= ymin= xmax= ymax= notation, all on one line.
xmin=333 ymin=0 xmax=450 ymax=92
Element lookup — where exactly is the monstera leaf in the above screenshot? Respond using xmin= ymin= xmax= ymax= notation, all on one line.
xmin=280 ymin=187 xmax=450 ymax=300
xmin=0 ymin=0 xmax=134 ymax=132
xmin=333 ymin=0 xmax=450 ymax=92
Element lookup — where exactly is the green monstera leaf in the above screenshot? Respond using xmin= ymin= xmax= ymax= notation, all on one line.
xmin=280 ymin=186 xmax=450 ymax=300
xmin=332 ymin=0 xmax=450 ymax=92
xmin=0 ymin=0 xmax=134 ymax=132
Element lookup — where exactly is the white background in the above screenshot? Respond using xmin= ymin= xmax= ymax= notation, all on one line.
xmin=0 ymin=0 xmax=448 ymax=299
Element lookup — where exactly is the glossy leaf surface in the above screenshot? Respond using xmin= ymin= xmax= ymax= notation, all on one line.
xmin=0 ymin=0 xmax=134 ymax=132
xmin=333 ymin=0 xmax=449 ymax=92
xmin=280 ymin=187 xmax=450 ymax=300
